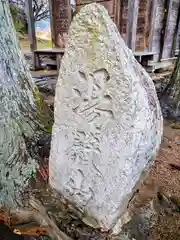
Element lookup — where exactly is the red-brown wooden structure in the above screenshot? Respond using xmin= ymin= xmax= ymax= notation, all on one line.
xmin=27 ymin=0 xmax=180 ymax=72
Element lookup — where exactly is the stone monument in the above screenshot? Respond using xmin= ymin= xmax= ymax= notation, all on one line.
xmin=49 ymin=3 xmax=163 ymax=232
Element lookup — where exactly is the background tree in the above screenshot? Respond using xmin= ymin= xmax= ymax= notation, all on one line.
xmin=160 ymin=52 xmax=180 ymax=120
xmin=8 ymin=1 xmax=27 ymax=33
xmin=9 ymin=0 xmax=49 ymax=22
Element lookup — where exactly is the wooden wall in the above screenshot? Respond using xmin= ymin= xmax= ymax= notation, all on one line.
xmin=146 ymin=0 xmax=180 ymax=66
xmin=48 ymin=0 xmax=180 ymax=69
xmin=150 ymin=0 xmax=165 ymax=54
xmin=161 ymin=0 xmax=180 ymax=59
xmin=119 ymin=0 xmax=128 ymax=42
xmin=118 ymin=0 xmax=180 ymax=63
xmin=176 ymin=19 xmax=180 ymax=52
xmin=119 ymin=0 xmax=152 ymax=51
xmin=136 ymin=0 xmax=151 ymax=50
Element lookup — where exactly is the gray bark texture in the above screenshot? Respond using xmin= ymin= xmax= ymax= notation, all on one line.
xmin=0 ymin=0 xmax=41 ymax=207
xmin=0 ymin=2 xmax=69 ymax=239
xmin=160 ymin=53 xmax=180 ymax=120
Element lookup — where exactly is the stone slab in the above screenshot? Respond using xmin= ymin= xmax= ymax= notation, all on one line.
xmin=49 ymin=3 xmax=163 ymax=231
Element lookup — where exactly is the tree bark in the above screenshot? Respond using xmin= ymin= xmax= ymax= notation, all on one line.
xmin=0 ymin=0 xmax=44 ymax=208
xmin=160 ymin=53 xmax=180 ymax=120
xmin=0 ymin=1 xmax=67 ymax=239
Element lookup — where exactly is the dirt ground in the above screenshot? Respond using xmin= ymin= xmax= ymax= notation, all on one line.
xmin=127 ymin=120 xmax=180 ymax=240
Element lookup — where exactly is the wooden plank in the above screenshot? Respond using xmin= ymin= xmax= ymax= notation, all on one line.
xmin=134 ymin=51 xmax=155 ymax=57
xmin=148 ymin=0 xmax=158 ymax=51
xmin=119 ymin=0 xmax=126 ymax=38
xmin=159 ymin=0 xmax=169 ymax=61
xmin=176 ymin=22 xmax=180 ymax=51
xmin=31 ymin=70 xmax=58 ymax=78
xmin=149 ymin=0 xmax=165 ymax=55
xmin=34 ymin=48 xmax=65 ymax=54
xmin=148 ymin=58 xmax=176 ymax=70
xmin=126 ymin=0 xmax=139 ymax=51
xmin=172 ymin=2 xmax=180 ymax=55
xmin=144 ymin=0 xmax=152 ymax=50
xmin=114 ymin=0 xmax=121 ymax=30
xmin=48 ymin=0 xmax=56 ymax=48
xmin=118 ymin=0 xmax=124 ymax=33
xmin=161 ymin=0 xmax=180 ymax=59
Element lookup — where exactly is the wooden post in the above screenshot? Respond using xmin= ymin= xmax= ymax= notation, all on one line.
xmin=49 ymin=0 xmax=71 ymax=69
xmin=126 ymin=0 xmax=139 ymax=51
xmin=162 ymin=0 xmax=180 ymax=59
xmin=115 ymin=0 xmax=121 ymax=31
xmin=48 ymin=0 xmax=56 ymax=48
xmin=49 ymin=0 xmax=71 ymax=47
xmin=26 ymin=0 xmax=40 ymax=70
xmin=148 ymin=0 xmax=158 ymax=52
xmin=173 ymin=7 xmax=180 ymax=54
xmin=119 ymin=0 xmax=125 ymax=35
xmin=26 ymin=0 xmax=37 ymax=52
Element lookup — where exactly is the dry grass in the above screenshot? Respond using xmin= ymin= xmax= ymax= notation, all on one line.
xmin=19 ymin=34 xmax=52 ymax=52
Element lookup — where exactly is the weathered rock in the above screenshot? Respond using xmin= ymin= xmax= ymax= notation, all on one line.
xmin=49 ymin=3 xmax=163 ymax=232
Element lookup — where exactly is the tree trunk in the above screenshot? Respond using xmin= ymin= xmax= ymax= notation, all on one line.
xmin=0 ymin=1 xmax=67 ymax=239
xmin=0 ymin=0 xmax=43 ymax=207
xmin=0 ymin=2 xmax=108 ymax=239
xmin=160 ymin=53 xmax=180 ymax=120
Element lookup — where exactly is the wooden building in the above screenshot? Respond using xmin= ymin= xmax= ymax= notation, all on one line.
xmin=72 ymin=0 xmax=180 ymax=71
xmin=28 ymin=0 xmax=180 ymax=72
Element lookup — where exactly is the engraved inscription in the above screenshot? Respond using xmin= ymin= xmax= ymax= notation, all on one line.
xmin=73 ymin=69 xmax=114 ymax=128
xmin=67 ymin=168 xmax=94 ymax=206
xmin=67 ymin=69 xmax=114 ymax=203
xmin=71 ymin=68 xmax=114 ymax=163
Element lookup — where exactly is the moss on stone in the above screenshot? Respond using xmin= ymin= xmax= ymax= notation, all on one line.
xmin=88 ymin=24 xmax=100 ymax=42
xmin=33 ymin=86 xmax=53 ymax=133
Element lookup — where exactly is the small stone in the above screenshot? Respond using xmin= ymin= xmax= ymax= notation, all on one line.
xmin=175 ymin=141 xmax=180 ymax=145
xmin=49 ymin=3 xmax=163 ymax=232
